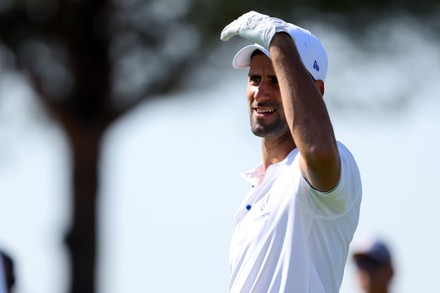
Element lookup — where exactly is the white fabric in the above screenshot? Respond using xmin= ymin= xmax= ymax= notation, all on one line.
xmin=231 ymin=24 xmax=328 ymax=81
xmin=229 ymin=142 xmax=362 ymax=293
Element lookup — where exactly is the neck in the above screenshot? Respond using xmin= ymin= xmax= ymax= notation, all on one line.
xmin=261 ymin=133 xmax=296 ymax=170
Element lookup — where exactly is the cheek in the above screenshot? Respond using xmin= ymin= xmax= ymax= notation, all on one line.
xmin=247 ymin=85 xmax=258 ymax=99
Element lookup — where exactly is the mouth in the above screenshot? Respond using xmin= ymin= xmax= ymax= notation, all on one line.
xmin=253 ymin=107 xmax=275 ymax=117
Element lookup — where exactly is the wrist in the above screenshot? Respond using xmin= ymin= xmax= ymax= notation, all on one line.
xmin=270 ymin=31 xmax=295 ymax=48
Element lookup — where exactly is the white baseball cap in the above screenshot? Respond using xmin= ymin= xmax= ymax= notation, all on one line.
xmin=232 ymin=23 xmax=328 ymax=81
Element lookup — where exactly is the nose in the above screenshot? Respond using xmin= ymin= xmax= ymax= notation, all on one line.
xmin=252 ymin=80 xmax=271 ymax=102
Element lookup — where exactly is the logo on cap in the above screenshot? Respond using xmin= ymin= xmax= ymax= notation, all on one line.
xmin=313 ymin=60 xmax=320 ymax=71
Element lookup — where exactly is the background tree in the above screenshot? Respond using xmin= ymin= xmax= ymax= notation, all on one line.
xmin=0 ymin=0 xmax=438 ymax=292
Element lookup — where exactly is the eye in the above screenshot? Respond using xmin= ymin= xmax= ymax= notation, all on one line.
xmin=270 ymin=76 xmax=279 ymax=86
xmin=248 ymin=74 xmax=261 ymax=85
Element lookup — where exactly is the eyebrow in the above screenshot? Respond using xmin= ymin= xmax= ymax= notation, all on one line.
xmin=248 ymin=72 xmax=315 ymax=85
xmin=248 ymin=72 xmax=277 ymax=79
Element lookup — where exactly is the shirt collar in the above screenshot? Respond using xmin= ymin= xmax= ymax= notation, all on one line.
xmin=239 ymin=163 xmax=264 ymax=187
xmin=239 ymin=148 xmax=299 ymax=187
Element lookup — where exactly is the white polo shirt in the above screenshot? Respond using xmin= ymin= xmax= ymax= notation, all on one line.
xmin=229 ymin=142 xmax=362 ymax=293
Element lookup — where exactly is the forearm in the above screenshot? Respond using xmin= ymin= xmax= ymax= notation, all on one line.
xmin=270 ymin=33 xmax=340 ymax=190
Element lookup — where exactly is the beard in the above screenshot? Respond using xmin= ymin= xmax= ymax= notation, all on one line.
xmin=250 ymin=114 xmax=289 ymax=138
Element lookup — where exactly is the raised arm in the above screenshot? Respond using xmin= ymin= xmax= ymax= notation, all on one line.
xmin=269 ymin=33 xmax=340 ymax=191
xmin=221 ymin=11 xmax=340 ymax=191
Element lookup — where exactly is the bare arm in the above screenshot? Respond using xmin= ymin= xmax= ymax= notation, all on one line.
xmin=269 ymin=33 xmax=340 ymax=191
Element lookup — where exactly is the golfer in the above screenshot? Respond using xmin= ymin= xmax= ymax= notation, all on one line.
xmin=221 ymin=11 xmax=362 ymax=293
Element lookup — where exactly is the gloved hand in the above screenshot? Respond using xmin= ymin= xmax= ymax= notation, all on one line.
xmin=220 ymin=11 xmax=290 ymax=50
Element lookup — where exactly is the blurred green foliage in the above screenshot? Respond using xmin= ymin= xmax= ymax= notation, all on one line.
xmin=1 ymin=0 xmax=438 ymax=103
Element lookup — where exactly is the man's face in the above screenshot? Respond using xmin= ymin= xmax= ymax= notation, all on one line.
xmin=357 ymin=265 xmax=393 ymax=293
xmin=354 ymin=256 xmax=393 ymax=293
xmin=247 ymin=54 xmax=289 ymax=138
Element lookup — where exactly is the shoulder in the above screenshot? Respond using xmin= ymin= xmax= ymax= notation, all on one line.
xmin=336 ymin=141 xmax=360 ymax=178
xmin=307 ymin=141 xmax=362 ymax=214
xmin=328 ymin=141 xmax=362 ymax=204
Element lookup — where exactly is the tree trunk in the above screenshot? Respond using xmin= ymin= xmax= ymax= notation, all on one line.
xmin=65 ymin=127 xmax=104 ymax=293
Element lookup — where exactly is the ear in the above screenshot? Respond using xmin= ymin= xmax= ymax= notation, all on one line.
xmin=315 ymin=80 xmax=325 ymax=96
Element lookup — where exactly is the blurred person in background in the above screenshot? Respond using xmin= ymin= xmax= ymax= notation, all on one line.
xmin=352 ymin=238 xmax=394 ymax=293
xmin=0 ymin=251 xmax=15 ymax=293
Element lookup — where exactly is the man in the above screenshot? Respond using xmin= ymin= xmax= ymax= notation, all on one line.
xmin=220 ymin=11 xmax=362 ymax=293
xmin=0 ymin=251 xmax=15 ymax=293
xmin=352 ymin=238 xmax=394 ymax=293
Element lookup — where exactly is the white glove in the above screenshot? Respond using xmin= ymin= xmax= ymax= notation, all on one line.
xmin=220 ymin=11 xmax=290 ymax=50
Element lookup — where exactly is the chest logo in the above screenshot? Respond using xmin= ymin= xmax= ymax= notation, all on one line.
xmin=260 ymin=193 xmax=271 ymax=211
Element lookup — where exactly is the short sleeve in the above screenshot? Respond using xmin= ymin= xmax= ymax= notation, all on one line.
xmin=305 ymin=142 xmax=362 ymax=216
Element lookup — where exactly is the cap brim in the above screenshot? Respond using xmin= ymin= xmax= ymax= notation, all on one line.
xmin=232 ymin=44 xmax=270 ymax=69
xmin=353 ymin=254 xmax=386 ymax=270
